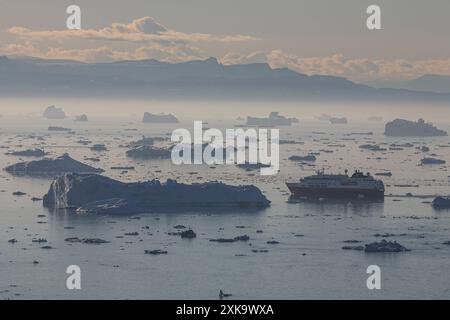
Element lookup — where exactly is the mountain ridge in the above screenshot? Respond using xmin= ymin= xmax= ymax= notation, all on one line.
xmin=0 ymin=55 xmax=449 ymax=101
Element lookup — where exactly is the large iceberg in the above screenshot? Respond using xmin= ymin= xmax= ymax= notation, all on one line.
xmin=5 ymin=153 xmax=103 ymax=176
xmin=385 ymin=118 xmax=447 ymax=137
xmin=43 ymin=173 xmax=270 ymax=213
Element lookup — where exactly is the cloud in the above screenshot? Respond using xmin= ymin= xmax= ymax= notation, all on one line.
xmin=0 ymin=41 xmax=204 ymax=63
xmin=221 ymin=50 xmax=450 ymax=81
xmin=8 ymin=16 xmax=258 ymax=44
xmin=111 ymin=17 xmax=167 ymax=34
xmin=2 ymin=17 xmax=223 ymax=62
xmin=220 ymin=51 xmax=267 ymax=65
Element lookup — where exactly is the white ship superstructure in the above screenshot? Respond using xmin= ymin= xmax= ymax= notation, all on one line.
xmin=286 ymin=170 xmax=385 ymax=199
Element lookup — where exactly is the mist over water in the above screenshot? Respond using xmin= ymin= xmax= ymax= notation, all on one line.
xmin=2 ymin=98 xmax=450 ymax=124
xmin=1 ymin=99 xmax=450 ymax=299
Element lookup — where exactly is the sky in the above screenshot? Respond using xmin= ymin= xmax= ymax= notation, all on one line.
xmin=1 ymin=0 xmax=450 ymax=82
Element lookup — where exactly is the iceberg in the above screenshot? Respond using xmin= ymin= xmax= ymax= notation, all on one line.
xmin=6 ymin=148 xmax=47 ymax=157
xmin=246 ymin=112 xmax=298 ymax=127
xmin=90 ymin=144 xmax=107 ymax=151
xmin=420 ymin=157 xmax=446 ymax=165
xmin=5 ymin=153 xmax=103 ymax=176
xmin=432 ymin=196 xmax=450 ymax=209
xmin=364 ymin=240 xmax=410 ymax=253
xmin=48 ymin=126 xmax=71 ymax=132
xmin=43 ymin=173 xmax=270 ymax=213
xmin=75 ymin=114 xmax=88 ymax=122
xmin=43 ymin=106 xmax=66 ymax=119
xmin=359 ymin=144 xmax=387 ymax=152
xmin=288 ymin=155 xmax=317 ymax=162
xmin=236 ymin=162 xmax=271 ymax=170
xmin=142 ymin=112 xmax=179 ymax=123
xmin=329 ymin=117 xmax=348 ymax=124
xmin=385 ymin=118 xmax=447 ymax=137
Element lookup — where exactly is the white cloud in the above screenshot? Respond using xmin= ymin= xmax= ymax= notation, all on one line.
xmin=220 ymin=51 xmax=267 ymax=65
xmin=8 ymin=16 xmax=258 ymax=44
xmin=0 ymin=41 xmax=204 ymax=63
xmin=111 ymin=17 xmax=167 ymax=34
xmin=3 ymin=16 xmax=257 ymax=64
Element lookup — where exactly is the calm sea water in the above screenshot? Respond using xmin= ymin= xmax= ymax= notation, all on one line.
xmin=1 ymin=100 xmax=450 ymax=299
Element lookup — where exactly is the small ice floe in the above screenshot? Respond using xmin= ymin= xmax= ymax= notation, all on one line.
xmin=420 ymin=157 xmax=445 ymax=165
xmin=90 ymin=144 xmax=107 ymax=151
xmin=144 ymin=249 xmax=168 ymax=255
xmin=48 ymin=126 xmax=71 ymax=132
xmin=64 ymin=237 xmax=110 ymax=244
xmin=288 ymin=155 xmax=316 ymax=162
xmin=219 ymin=290 xmax=232 ymax=299
xmin=359 ymin=144 xmax=386 ymax=152
xmin=364 ymin=240 xmax=410 ymax=253
xmin=375 ymin=172 xmax=392 ymax=177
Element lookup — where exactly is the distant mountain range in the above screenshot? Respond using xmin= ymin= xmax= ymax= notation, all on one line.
xmin=1 ymin=55 xmax=449 ymax=101
xmin=366 ymin=75 xmax=450 ymax=94
xmin=407 ymin=75 xmax=450 ymax=93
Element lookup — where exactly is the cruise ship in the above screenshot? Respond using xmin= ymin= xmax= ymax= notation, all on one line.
xmin=286 ymin=170 xmax=385 ymax=199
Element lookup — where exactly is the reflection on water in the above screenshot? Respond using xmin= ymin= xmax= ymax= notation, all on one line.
xmin=45 ymin=206 xmax=269 ymax=217
xmin=288 ymin=196 xmax=385 ymax=216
